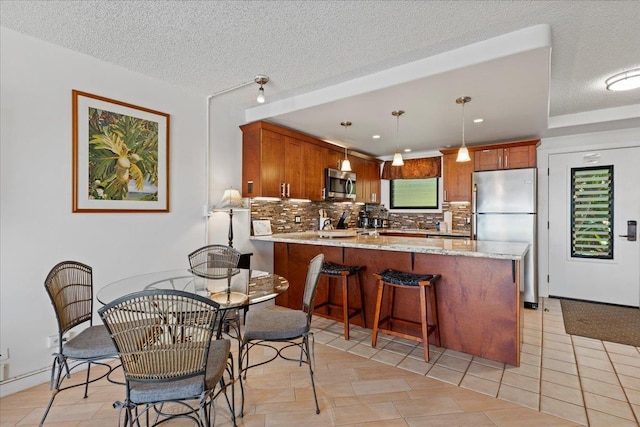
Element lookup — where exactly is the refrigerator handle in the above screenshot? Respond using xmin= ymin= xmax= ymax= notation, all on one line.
xmin=472 ymin=183 xmax=478 ymax=240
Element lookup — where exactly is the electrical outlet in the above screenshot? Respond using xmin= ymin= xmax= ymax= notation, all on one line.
xmin=47 ymin=334 xmax=60 ymax=348
xmin=294 ymin=215 xmax=301 ymax=224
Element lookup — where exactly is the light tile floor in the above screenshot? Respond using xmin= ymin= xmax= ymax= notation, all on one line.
xmin=1 ymin=297 xmax=638 ymax=426
xmin=310 ymin=297 xmax=640 ymax=426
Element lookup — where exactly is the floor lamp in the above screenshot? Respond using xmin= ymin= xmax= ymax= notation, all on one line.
xmin=213 ymin=187 xmax=248 ymax=247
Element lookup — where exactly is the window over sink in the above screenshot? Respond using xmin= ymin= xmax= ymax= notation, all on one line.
xmin=390 ymin=178 xmax=439 ymax=209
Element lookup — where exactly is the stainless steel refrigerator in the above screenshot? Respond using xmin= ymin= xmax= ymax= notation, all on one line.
xmin=472 ymin=168 xmax=538 ymax=309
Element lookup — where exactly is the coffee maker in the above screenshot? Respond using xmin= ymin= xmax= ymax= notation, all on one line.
xmin=357 ymin=210 xmax=370 ymax=228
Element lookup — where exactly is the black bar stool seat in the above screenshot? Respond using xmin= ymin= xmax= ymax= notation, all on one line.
xmin=314 ymin=262 xmax=366 ymax=340
xmin=371 ymin=269 xmax=441 ymax=362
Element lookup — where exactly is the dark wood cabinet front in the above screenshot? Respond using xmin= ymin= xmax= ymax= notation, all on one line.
xmin=473 ymin=140 xmax=538 ymax=171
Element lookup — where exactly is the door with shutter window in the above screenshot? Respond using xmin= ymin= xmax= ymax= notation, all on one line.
xmin=548 ymin=147 xmax=640 ymax=307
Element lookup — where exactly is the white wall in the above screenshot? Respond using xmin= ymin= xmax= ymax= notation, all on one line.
xmin=536 ymin=127 xmax=640 ymax=299
xmin=0 ymin=28 xmax=210 ymax=395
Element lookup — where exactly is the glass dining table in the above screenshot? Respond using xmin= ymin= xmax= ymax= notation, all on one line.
xmin=97 ymin=268 xmax=289 ymax=310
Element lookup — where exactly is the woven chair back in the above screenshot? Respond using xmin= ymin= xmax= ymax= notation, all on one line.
xmin=99 ymin=289 xmax=220 ymax=381
xmin=44 ymin=261 xmax=94 ymax=334
xmin=188 ymin=244 xmax=241 ymax=277
xmin=302 ymin=253 xmax=325 ymax=322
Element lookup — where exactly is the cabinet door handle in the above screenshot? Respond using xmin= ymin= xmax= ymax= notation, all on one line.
xmin=281 ymin=183 xmax=285 ymax=198
xmin=322 ymin=187 xmax=325 ymax=200
xmin=505 ymin=151 xmax=509 ymax=168
xmin=287 ymin=183 xmax=290 ymax=197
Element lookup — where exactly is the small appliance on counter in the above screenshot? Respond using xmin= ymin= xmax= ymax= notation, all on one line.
xmin=357 ymin=210 xmax=370 ymax=228
xmin=372 ymin=218 xmax=389 ymax=228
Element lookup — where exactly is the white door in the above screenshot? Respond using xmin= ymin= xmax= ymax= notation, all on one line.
xmin=548 ymin=147 xmax=640 ymax=307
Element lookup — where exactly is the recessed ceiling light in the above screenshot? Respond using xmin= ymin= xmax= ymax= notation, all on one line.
xmin=404 ymin=148 xmax=412 ymax=152
xmin=372 ymin=135 xmax=381 ymax=139
xmin=606 ymin=68 xmax=640 ymax=91
xmin=473 ymin=118 xmax=484 ymax=123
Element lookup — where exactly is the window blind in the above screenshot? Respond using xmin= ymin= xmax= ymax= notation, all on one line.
xmin=571 ymin=166 xmax=613 ymax=259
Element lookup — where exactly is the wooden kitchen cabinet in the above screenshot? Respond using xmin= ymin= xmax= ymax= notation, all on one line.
xmin=241 ymin=121 xmax=380 ymax=201
xmin=303 ymin=142 xmax=325 ymax=201
xmin=241 ymin=122 xmax=307 ymax=198
xmin=474 ymin=140 xmax=538 ymax=171
xmin=326 ymin=148 xmax=344 ymax=171
xmin=441 ymin=151 xmax=474 ymax=202
xmin=242 ymin=127 xmax=304 ymax=198
xmin=352 ymin=156 xmax=381 ymax=203
xmin=366 ymin=159 xmax=382 ymax=203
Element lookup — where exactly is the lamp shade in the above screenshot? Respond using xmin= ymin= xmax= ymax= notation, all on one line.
xmin=340 ymin=158 xmax=352 ymax=172
xmin=392 ymin=152 xmax=404 ymax=166
xmin=456 ymin=146 xmax=471 ymax=162
xmin=214 ymin=188 xmax=247 ymax=211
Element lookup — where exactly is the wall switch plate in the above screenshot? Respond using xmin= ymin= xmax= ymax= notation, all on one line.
xmin=294 ymin=216 xmax=301 ymax=223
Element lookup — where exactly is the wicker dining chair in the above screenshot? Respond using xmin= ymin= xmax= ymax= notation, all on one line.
xmin=188 ymin=244 xmax=244 ymax=341
xmin=239 ymin=253 xmax=325 ymax=416
xmin=41 ymin=261 xmax=119 ymax=426
xmin=188 ymin=244 xmax=242 ymax=277
xmin=98 ymin=289 xmax=237 ymax=427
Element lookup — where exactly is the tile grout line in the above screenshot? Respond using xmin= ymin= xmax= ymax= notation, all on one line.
xmin=601 ymin=339 xmax=640 ymax=425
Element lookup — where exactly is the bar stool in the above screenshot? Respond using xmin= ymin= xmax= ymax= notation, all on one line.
xmin=314 ymin=262 xmax=366 ymax=340
xmin=371 ymin=269 xmax=441 ymax=362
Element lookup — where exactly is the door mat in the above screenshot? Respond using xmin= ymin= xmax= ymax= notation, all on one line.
xmin=560 ymin=298 xmax=640 ymax=347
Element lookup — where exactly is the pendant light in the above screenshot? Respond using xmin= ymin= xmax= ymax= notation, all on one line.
xmin=340 ymin=121 xmax=352 ymax=172
xmin=455 ymin=96 xmax=471 ymax=162
xmin=255 ymin=75 xmax=269 ymax=103
xmin=391 ymin=110 xmax=405 ymax=166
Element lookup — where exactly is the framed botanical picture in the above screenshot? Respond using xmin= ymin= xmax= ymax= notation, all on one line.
xmin=72 ymin=90 xmax=170 ymax=212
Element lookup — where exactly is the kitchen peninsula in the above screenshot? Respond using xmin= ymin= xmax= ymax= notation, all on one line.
xmin=251 ymin=232 xmax=529 ymax=366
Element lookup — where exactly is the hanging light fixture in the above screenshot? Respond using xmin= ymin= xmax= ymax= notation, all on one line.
xmin=340 ymin=121 xmax=352 ymax=172
xmin=391 ymin=110 xmax=405 ymax=166
xmin=455 ymin=96 xmax=472 ymax=162
xmin=254 ymin=75 xmax=269 ymax=103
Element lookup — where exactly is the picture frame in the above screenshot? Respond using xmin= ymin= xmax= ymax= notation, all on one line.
xmin=72 ymin=90 xmax=170 ymax=212
xmin=252 ymin=220 xmax=272 ymax=236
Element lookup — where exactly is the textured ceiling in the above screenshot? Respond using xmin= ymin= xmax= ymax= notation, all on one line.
xmin=1 ymin=0 xmax=639 ymax=156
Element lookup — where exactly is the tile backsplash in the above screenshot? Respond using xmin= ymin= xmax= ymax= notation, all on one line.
xmin=250 ymin=200 xmax=471 ymax=234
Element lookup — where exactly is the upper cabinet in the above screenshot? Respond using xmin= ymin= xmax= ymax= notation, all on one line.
xmin=440 ymin=150 xmax=474 ymax=202
xmin=241 ymin=121 xmax=380 ymax=201
xmin=325 ymin=149 xmax=344 ymax=172
xmin=473 ymin=140 xmax=538 ymax=171
xmin=441 ymin=139 xmax=539 ymax=202
xmin=350 ymin=155 xmax=380 ymax=203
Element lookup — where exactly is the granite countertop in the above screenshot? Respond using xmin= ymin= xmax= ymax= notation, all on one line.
xmin=377 ymin=228 xmax=471 ymax=238
xmin=251 ymin=231 xmax=528 ymax=260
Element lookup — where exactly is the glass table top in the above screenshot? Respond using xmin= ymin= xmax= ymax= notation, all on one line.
xmin=97 ymin=268 xmax=289 ymax=309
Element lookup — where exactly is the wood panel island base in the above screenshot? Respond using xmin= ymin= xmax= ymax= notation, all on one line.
xmin=253 ymin=232 xmax=529 ymax=366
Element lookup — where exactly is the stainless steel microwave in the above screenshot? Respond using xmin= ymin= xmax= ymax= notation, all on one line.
xmin=325 ymin=168 xmax=356 ymax=200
